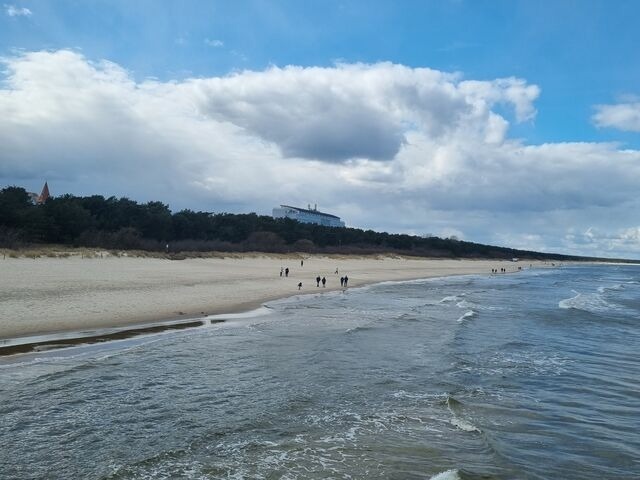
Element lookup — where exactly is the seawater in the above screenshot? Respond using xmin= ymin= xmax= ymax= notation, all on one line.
xmin=1 ymin=265 xmax=639 ymax=479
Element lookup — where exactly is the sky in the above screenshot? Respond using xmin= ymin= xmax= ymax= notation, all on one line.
xmin=2 ymin=1 xmax=640 ymax=258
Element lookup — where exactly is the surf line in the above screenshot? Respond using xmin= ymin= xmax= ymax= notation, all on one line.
xmin=0 ymin=319 xmax=222 ymax=357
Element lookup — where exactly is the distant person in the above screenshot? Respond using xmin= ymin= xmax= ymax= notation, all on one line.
xmin=280 ymin=267 xmax=283 ymax=277
xmin=316 ymin=275 xmax=321 ymax=287
xmin=335 ymin=268 xmax=339 ymax=274
xmin=301 ymin=259 xmax=304 ymax=267
xmin=322 ymin=276 xmax=326 ymax=287
xmin=298 ymin=282 xmax=302 ymax=290
xmin=340 ymin=276 xmax=344 ymax=287
xmin=344 ymin=275 xmax=349 ymax=287
xmin=285 ymin=267 xmax=289 ymax=277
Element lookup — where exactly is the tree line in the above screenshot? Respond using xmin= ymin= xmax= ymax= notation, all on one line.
xmin=0 ymin=186 xmax=586 ymax=260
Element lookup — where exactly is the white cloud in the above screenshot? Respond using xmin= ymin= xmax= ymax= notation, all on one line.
xmin=4 ymin=4 xmax=31 ymax=16
xmin=2 ymin=50 xmax=640 ymax=258
xmin=193 ymin=63 xmax=538 ymax=161
xmin=593 ymin=100 xmax=640 ymax=132
xmin=204 ymin=38 xmax=224 ymax=47
xmin=563 ymin=226 xmax=640 ymax=257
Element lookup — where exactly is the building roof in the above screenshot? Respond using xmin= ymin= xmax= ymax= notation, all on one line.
xmin=279 ymin=204 xmax=341 ymax=219
xmin=37 ymin=182 xmax=50 ymax=204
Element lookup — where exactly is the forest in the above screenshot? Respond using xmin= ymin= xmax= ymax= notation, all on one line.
xmin=0 ymin=186 xmax=588 ymax=260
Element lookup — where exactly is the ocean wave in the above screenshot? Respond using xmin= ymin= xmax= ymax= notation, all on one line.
xmin=345 ymin=325 xmax=375 ymax=334
xmin=449 ymin=416 xmax=481 ymax=433
xmin=558 ymin=290 xmax=624 ymax=314
xmin=430 ymin=469 xmax=461 ymax=480
xmin=391 ymin=390 xmax=446 ymax=401
xmin=395 ymin=313 xmax=420 ymax=322
xmin=479 ymin=351 xmax=567 ymax=377
xmin=455 ymin=299 xmax=474 ymax=309
xmin=597 ymin=283 xmax=624 ymax=293
xmin=445 ymin=396 xmax=481 ymax=433
xmin=456 ymin=310 xmax=476 ymax=322
xmin=440 ymin=294 xmax=462 ymax=303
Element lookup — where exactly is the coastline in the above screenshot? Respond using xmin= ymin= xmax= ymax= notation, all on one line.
xmin=0 ymin=252 xmax=552 ymax=350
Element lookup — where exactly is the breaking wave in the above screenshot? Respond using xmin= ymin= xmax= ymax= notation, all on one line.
xmin=597 ymin=284 xmax=624 ymax=294
xmin=429 ymin=469 xmax=461 ymax=480
xmin=558 ymin=290 xmax=623 ymax=315
xmin=456 ymin=310 xmax=476 ymax=323
xmin=445 ymin=396 xmax=481 ymax=433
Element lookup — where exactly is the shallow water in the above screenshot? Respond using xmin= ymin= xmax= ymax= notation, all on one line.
xmin=1 ymin=265 xmax=639 ymax=479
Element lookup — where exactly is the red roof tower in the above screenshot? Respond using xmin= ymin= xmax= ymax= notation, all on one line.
xmin=37 ymin=182 xmax=50 ymax=204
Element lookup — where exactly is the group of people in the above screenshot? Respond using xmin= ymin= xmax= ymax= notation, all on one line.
xmin=281 ymin=261 xmax=349 ymax=291
xmin=491 ymin=268 xmax=507 ymax=273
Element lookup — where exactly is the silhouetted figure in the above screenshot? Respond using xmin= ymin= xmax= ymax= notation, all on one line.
xmin=335 ymin=268 xmax=339 ymax=274
xmin=316 ymin=276 xmax=321 ymax=287
xmin=301 ymin=260 xmax=304 ymax=267
xmin=285 ymin=267 xmax=289 ymax=277
xmin=322 ymin=277 xmax=326 ymax=287
xmin=340 ymin=276 xmax=344 ymax=286
xmin=344 ymin=275 xmax=349 ymax=287
xmin=298 ymin=282 xmax=302 ymax=290
xmin=280 ymin=267 xmax=283 ymax=277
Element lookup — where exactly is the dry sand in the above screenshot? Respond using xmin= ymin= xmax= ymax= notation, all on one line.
xmin=0 ymin=253 xmax=542 ymax=339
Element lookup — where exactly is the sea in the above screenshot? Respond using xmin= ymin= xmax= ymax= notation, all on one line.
xmin=1 ymin=264 xmax=639 ymax=479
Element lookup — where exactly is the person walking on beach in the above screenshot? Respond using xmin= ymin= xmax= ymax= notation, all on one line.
xmin=316 ymin=275 xmax=321 ymax=287
xmin=335 ymin=267 xmax=339 ymax=274
xmin=301 ymin=259 xmax=304 ymax=267
xmin=298 ymin=282 xmax=302 ymax=290
xmin=280 ymin=267 xmax=283 ymax=277
xmin=285 ymin=267 xmax=289 ymax=277
xmin=344 ymin=275 xmax=349 ymax=287
xmin=321 ymin=276 xmax=326 ymax=287
xmin=340 ymin=276 xmax=344 ymax=287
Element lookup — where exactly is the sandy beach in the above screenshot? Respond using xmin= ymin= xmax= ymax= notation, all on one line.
xmin=0 ymin=253 xmax=542 ymax=340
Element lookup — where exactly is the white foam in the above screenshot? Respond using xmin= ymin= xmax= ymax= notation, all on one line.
xmin=445 ymin=396 xmax=481 ymax=433
xmin=206 ymin=305 xmax=274 ymax=321
xmin=455 ymin=299 xmax=473 ymax=309
xmin=440 ymin=295 xmax=460 ymax=303
xmin=597 ymin=283 xmax=624 ymax=293
xmin=456 ymin=310 xmax=476 ymax=322
xmin=450 ymin=416 xmax=481 ymax=433
xmin=558 ymin=290 xmax=622 ymax=314
xmin=429 ymin=469 xmax=461 ymax=480
xmin=391 ymin=390 xmax=446 ymax=401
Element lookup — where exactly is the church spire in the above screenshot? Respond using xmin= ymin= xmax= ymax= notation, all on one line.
xmin=37 ymin=182 xmax=50 ymax=204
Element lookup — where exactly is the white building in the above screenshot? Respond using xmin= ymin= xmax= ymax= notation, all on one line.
xmin=272 ymin=204 xmax=345 ymax=227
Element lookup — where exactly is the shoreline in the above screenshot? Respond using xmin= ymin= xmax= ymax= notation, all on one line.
xmin=0 ymin=253 xmax=557 ymax=354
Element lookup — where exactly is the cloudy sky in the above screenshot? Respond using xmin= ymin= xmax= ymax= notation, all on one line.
xmin=2 ymin=1 xmax=640 ymax=258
